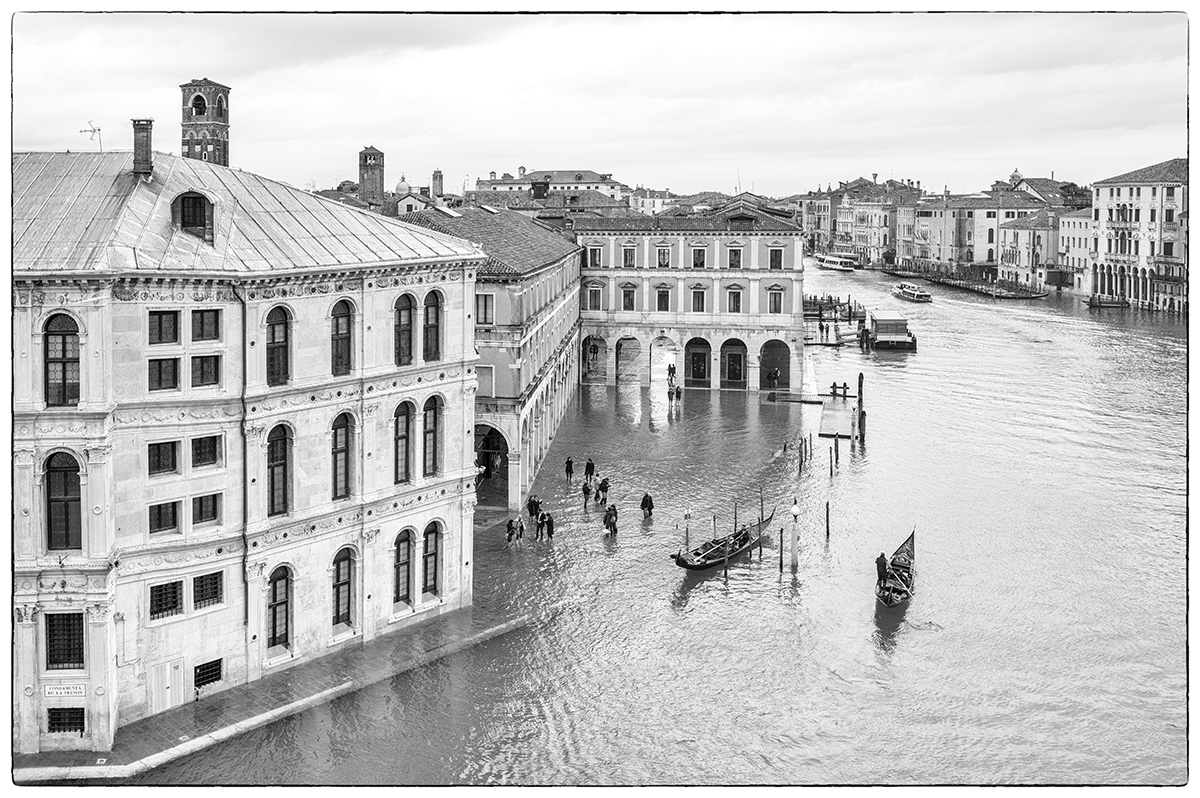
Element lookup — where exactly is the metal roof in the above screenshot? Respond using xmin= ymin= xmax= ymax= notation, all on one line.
xmin=12 ymin=151 xmax=481 ymax=276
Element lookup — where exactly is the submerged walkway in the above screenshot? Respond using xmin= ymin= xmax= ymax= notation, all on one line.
xmin=13 ymin=568 xmax=527 ymax=783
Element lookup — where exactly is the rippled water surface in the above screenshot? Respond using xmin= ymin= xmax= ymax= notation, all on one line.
xmin=130 ymin=268 xmax=1187 ymax=785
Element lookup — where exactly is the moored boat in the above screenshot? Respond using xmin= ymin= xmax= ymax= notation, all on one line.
xmin=892 ymin=282 xmax=932 ymax=302
xmin=673 ymin=509 xmax=776 ymax=570
xmin=1087 ymin=294 xmax=1130 ymax=308
xmin=875 ymin=530 xmax=915 ymax=608
xmin=867 ymin=309 xmax=917 ymax=351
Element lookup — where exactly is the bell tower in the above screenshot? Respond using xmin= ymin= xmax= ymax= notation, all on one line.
xmin=180 ymin=78 xmax=231 ymax=167
xmin=359 ymin=146 xmax=385 ymax=208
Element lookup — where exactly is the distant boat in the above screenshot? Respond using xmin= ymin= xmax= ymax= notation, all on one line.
xmin=673 ymin=509 xmax=775 ymax=571
xmin=881 ymin=267 xmax=923 ymax=278
xmin=1088 ymin=295 xmax=1130 ymax=309
xmin=892 ymin=282 xmax=932 ymax=302
xmin=876 ymin=530 xmax=915 ymax=608
xmin=815 ymin=253 xmax=857 ymax=272
xmin=868 ymin=309 xmax=918 ymax=351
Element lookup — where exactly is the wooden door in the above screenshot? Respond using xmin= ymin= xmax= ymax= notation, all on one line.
xmin=149 ymin=657 xmax=185 ymax=715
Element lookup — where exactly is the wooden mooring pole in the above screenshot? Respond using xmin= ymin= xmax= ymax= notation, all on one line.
xmin=829 ymin=448 xmax=833 ymax=477
xmin=825 ymin=501 xmax=830 ymax=538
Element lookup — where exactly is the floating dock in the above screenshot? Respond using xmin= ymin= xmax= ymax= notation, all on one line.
xmin=817 ymin=392 xmax=859 ymax=439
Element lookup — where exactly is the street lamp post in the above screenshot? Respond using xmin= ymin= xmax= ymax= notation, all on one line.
xmin=790 ymin=498 xmax=801 ymax=572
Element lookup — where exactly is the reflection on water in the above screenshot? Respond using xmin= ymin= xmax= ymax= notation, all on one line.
xmin=130 ymin=271 xmax=1187 ymax=786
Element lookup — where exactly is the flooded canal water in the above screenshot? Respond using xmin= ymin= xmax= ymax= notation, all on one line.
xmin=127 ymin=267 xmax=1187 ymax=785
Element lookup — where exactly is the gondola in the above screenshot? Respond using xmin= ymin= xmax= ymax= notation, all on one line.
xmin=875 ymin=530 xmax=915 ymax=608
xmin=673 ymin=509 xmax=775 ymax=571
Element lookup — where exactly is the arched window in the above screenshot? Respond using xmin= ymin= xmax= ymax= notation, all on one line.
xmin=987 ymin=228 xmax=994 ymax=244
xmin=331 ymin=300 xmax=353 ymax=376
xmin=267 ymin=426 xmax=290 ymax=516
xmin=395 ymin=295 xmax=414 ymax=366
xmin=266 ymin=307 xmax=290 ymax=386
xmin=44 ymin=315 xmax=80 ymax=407
xmin=987 ymin=248 xmax=994 ymax=262
xmin=332 ymin=548 xmax=353 ymax=627
xmin=267 ymin=566 xmax=290 ymax=648
xmin=191 ymin=94 xmax=207 ymax=116
xmin=394 ymin=531 xmax=412 ymax=604
xmin=394 ymin=403 xmax=413 ymax=484
xmin=331 ymin=413 xmax=352 ymax=500
xmin=46 ymin=453 xmax=81 ymax=551
xmin=216 ymin=95 xmax=226 ymax=121
xmin=423 ymin=293 xmax=441 ymax=362
xmin=423 ymin=397 xmax=441 ymax=477
xmin=422 ymin=523 xmax=439 ymax=595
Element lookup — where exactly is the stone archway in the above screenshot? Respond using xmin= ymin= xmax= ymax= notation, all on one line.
xmin=582 ymin=334 xmax=608 ymax=384
xmin=474 ymin=424 xmax=510 ymax=509
xmin=650 ymin=336 xmax=679 ymax=385
xmin=719 ymin=338 xmax=748 ymax=390
xmin=684 ymin=337 xmax=712 ymax=388
xmin=615 ymin=336 xmax=642 ymax=384
xmin=759 ymin=340 xmax=791 ymax=390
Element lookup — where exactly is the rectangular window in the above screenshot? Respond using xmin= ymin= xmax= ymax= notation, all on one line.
xmin=475 ymin=294 xmax=495 ymax=325
xmin=193 ymin=572 xmax=224 ymax=609
xmin=1150 ymin=209 xmax=1156 ymax=222
xmin=1166 ymin=187 xmax=1175 ymax=199
xmin=656 ymin=289 xmax=670 ymax=312
xmin=692 ymin=249 xmax=706 ymax=269
xmin=622 ymin=288 xmax=635 ymax=311
xmin=149 ymin=581 xmax=184 ymax=620
xmin=1152 ymin=187 xmax=1157 ymax=198
xmin=191 ymin=355 xmax=220 ymax=387
xmin=191 ymin=309 xmax=221 ymax=341
xmin=588 ymin=248 xmax=602 ymax=268
xmin=657 ymin=248 xmax=671 ymax=268
xmin=587 ymin=287 xmax=602 ymax=311
xmin=1165 ymin=209 xmax=1175 ymax=223
xmin=149 ymin=358 xmax=179 ymax=391
xmin=192 ymin=493 xmax=221 ymax=525
xmin=47 ymin=707 xmax=85 ymax=734
xmin=623 ymin=247 xmax=636 ymax=268
xmin=728 ymin=249 xmax=742 ymax=269
xmin=728 ymin=291 xmax=742 ymax=313
xmin=691 ymin=290 xmax=706 ymax=312
xmin=769 ymin=292 xmax=783 ymax=314
xmin=986 ymin=212 xmax=996 ymax=218
xmin=45 ymin=613 xmax=85 ymax=670
xmin=1150 ymin=241 xmax=1155 ymax=256
xmin=192 ymin=436 xmax=221 ymax=468
xmin=194 ymin=658 xmax=223 ymax=689
xmin=769 ymin=249 xmax=783 ymax=270
xmin=148 ymin=441 xmax=178 ymax=476
xmin=149 ymin=311 xmax=179 ymax=345
xmin=1005 ymin=211 xmax=1015 ymax=219
xmin=149 ymin=501 xmax=179 ymax=535
xmin=1134 ymin=240 xmax=1139 ymax=255
xmin=1163 ymin=242 xmax=1174 ymax=257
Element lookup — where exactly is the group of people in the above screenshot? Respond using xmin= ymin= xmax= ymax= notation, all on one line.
xmin=507 ymin=494 xmax=556 ymax=544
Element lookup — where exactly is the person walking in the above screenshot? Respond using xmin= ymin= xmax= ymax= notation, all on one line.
xmin=536 ymin=512 xmax=546 ymax=541
xmin=602 ymin=505 xmax=614 ymax=535
xmin=584 ymin=458 xmax=596 ymax=483
xmin=594 ymin=476 xmax=605 ymax=505
xmin=641 ymin=492 xmax=654 ymax=519
xmin=506 ymin=518 xmax=515 ymax=544
xmin=545 ymin=513 xmax=555 ymax=541
xmin=582 ymin=480 xmax=593 ymax=508
xmin=526 ymin=495 xmax=537 ymax=520
xmin=608 ymin=504 xmax=619 ymax=535
xmin=516 ymin=516 xmax=525 ymax=542
xmin=598 ymin=477 xmax=611 ymax=505
xmin=565 ymin=457 xmax=574 ymax=484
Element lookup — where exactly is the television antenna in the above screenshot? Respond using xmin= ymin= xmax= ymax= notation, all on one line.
xmin=79 ymin=121 xmax=102 ymax=152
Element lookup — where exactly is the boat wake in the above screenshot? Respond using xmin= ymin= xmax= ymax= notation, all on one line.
xmin=904 ymin=619 xmax=943 ymax=632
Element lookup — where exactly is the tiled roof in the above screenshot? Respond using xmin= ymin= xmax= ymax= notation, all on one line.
xmin=181 ymin=77 xmax=230 ymax=90
xmin=360 ymin=145 xmax=383 ymax=154
xmin=483 ymin=169 xmax=617 ymax=184
xmin=1060 ymin=207 xmax=1093 ymax=219
xmin=399 ymin=206 xmax=580 ymax=277
xmin=917 ymin=190 xmax=1048 ymax=210
xmin=12 ymin=151 xmax=480 ymax=275
xmin=1018 ymin=177 xmax=1067 ymax=202
xmin=1094 ymin=158 xmax=1188 ymax=185
xmin=570 ymin=214 xmax=801 ymax=232
xmin=999 ymin=209 xmax=1057 ymax=230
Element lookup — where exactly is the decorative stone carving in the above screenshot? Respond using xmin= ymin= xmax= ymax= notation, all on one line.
xmin=14 ymin=605 xmax=40 ymax=624
xmin=85 ymin=602 xmax=114 ymax=623
xmin=248 ymin=561 xmax=267 ymax=581
xmin=245 ymin=425 xmax=266 ymax=441
xmin=116 ymin=544 xmax=230 ymax=576
xmin=13 ymin=449 xmax=35 ymax=466
xmin=85 ymin=445 xmax=113 ymax=464
xmin=363 ymin=403 xmax=379 ymax=418
xmin=362 ymin=527 xmax=380 ymax=545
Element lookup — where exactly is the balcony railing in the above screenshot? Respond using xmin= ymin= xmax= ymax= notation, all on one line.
xmin=1161 ymin=222 xmax=1179 ymax=232
xmin=1106 ymin=218 xmax=1136 ymax=229
xmin=1153 ymin=272 xmax=1184 ymax=284
xmin=1153 ymin=255 xmax=1182 ymax=266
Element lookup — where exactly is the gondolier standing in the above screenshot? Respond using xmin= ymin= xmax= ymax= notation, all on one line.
xmin=876 ymin=551 xmax=889 ymax=586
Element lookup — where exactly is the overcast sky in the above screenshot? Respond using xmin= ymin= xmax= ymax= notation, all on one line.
xmin=12 ymin=11 xmax=1188 ymax=198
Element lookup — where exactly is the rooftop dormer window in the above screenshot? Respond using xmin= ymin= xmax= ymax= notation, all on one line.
xmin=173 ymin=191 xmax=215 ymax=244
xmin=191 ymin=94 xmax=207 ymax=117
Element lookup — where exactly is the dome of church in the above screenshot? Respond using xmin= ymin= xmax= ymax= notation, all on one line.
xmin=394 ymin=175 xmax=410 ymax=194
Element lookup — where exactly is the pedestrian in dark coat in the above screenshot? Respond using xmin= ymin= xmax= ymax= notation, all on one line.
xmin=599 ymin=477 xmax=611 ymax=504
xmin=506 ymin=518 xmax=515 ymax=543
xmin=516 ymin=516 xmax=525 ymax=541
xmin=582 ymin=480 xmax=593 ymax=508
xmin=536 ymin=512 xmax=546 ymax=541
xmin=602 ymin=506 xmax=614 ymax=534
xmin=545 ymin=513 xmax=555 ymax=540
xmin=584 ymin=458 xmax=595 ymax=482
xmin=608 ymin=504 xmax=619 ymax=535
xmin=565 ymin=457 xmax=574 ymax=483
xmin=641 ymin=493 xmax=654 ymax=518
xmin=594 ymin=476 xmax=604 ymax=504
xmin=527 ymin=495 xmax=537 ymax=519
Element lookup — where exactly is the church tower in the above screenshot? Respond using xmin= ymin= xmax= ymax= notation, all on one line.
xmin=359 ymin=146 xmax=385 ymax=208
xmin=180 ymin=78 xmax=231 ymax=166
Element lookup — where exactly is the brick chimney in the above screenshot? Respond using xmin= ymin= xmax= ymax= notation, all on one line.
xmin=132 ymin=119 xmax=154 ymax=175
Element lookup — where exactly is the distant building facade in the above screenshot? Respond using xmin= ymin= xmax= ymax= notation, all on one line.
xmin=998 ymin=209 xmax=1060 ymax=290
xmin=476 ymin=167 xmax=630 ymax=201
xmin=1057 ymin=207 xmax=1094 ymax=294
xmin=179 ymin=78 xmax=230 ymax=167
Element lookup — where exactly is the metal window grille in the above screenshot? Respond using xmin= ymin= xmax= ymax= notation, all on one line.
xmin=423 ymin=400 xmax=439 ymax=477
xmin=192 ymin=309 xmax=220 ymax=341
xmin=46 ymin=453 xmax=82 ymax=550
xmin=192 ymin=436 xmax=220 ymax=467
xmin=332 ymin=415 xmax=351 ymax=499
xmin=149 ymin=502 xmax=178 ymax=534
xmin=267 ymin=428 xmax=289 ymax=516
xmin=47 ymin=707 xmax=85 ymax=734
xmin=191 ymin=355 xmax=220 ymax=387
xmin=423 ymin=528 xmax=439 ymax=594
xmin=193 ymin=572 xmax=223 ymax=609
xmin=394 ymin=533 xmax=411 ymax=603
xmin=149 ymin=359 xmax=179 ymax=391
xmin=149 ymin=311 xmax=179 ymax=344
xmin=45 ymin=613 xmax=85 ymax=669
xmin=423 ymin=298 xmax=441 ymax=362
xmin=268 ymin=567 xmax=290 ymax=647
xmin=148 ymin=442 xmax=178 ymax=475
xmin=332 ymin=550 xmax=352 ymax=626
xmin=394 ymin=406 xmax=411 ymax=484
xmin=181 ymin=195 xmax=206 ymax=230
xmin=192 ymin=494 xmax=220 ymax=524
xmin=194 ymin=658 xmax=223 ymax=689
xmin=395 ymin=297 xmax=414 ymax=365
xmin=266 ymin=308 xmax=290 ymax=385
xmin=150 ymin=581 xmax=184 ymax=620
